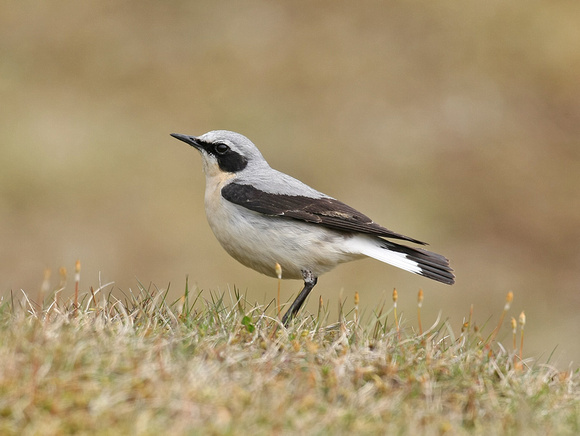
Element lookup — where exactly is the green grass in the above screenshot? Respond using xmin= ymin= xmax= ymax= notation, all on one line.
xmin=0 ymin=282 xmax=578 ymax=435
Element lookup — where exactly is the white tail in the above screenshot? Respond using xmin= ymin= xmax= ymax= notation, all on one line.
xmin=347 ymin=235 xmax=455 ymax=285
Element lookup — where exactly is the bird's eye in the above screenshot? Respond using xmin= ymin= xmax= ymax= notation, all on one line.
xmin=215 ymin=143 xmax=229 ymax=155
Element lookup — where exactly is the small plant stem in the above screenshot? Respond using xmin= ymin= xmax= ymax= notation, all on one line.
xmin=354 ymin=291 xmax=359 ymax=327
xmin=275 ymin=263 xmax=282 ymax=319
xmin=511 ymin=317 xmax=517 ymax=352
xmin=417 ymin=289 xmax=424 ymax=335
xmin=74 ymin=260 xmax=81 ymax=315
xmin=519 ymin=311 xmax=526 ymax=361
xmin=38 ymin=268 xmax=51 ymax=310
xmin=393 ymin=288 xmax=400 ymax=341
xmin=490 ymin=291 xmax=513 ymax=344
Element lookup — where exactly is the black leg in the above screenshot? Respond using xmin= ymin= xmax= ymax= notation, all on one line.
xmin=281 ymin=270 xmax=318 ymax=326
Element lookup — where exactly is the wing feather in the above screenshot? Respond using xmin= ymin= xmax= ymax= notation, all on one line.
xmin=221 ymin=183 xmax=427 ymax=245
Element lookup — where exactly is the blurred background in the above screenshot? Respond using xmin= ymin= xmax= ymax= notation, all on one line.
xmin=1 ymin=1 xmax=579 ymax=366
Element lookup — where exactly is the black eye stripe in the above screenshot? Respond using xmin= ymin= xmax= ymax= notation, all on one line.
xmin=216 ymin=149 xmax=248 ymax=173
xmin=188 ymin=139 xmax=247 ymax=173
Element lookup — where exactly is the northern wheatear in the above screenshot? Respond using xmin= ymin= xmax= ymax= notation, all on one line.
xmin=171 ymin=130 xmax=454 ymax=325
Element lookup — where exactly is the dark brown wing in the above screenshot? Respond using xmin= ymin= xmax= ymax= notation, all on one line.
xmin=221 ymin=183 xmax=427 ymax=245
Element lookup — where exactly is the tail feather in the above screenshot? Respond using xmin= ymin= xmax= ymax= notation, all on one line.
xmin=351 ymin=236 xmax=455 ymax=285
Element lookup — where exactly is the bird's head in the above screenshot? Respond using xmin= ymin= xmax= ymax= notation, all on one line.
xmin=170 ymin=130 xmax=267 ymax=178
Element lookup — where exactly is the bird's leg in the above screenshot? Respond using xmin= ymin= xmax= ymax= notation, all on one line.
xmin=281 ymin=270 xmax=318 ymax=326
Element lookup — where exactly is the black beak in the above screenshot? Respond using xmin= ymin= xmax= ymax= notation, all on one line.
xmin=170 ymin=133 xmax=203 ymax=150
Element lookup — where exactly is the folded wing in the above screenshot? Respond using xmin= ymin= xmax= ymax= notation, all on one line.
xmin=221 ymin=182 xmax=427 ymax=245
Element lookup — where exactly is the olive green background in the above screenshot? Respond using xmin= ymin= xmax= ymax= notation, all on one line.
xmin=1 ymin=2 xmax=579 ymax=365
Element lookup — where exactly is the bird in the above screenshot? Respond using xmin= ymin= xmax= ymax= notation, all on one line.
xmin=170 ymin=130 xmax=454 ymax=325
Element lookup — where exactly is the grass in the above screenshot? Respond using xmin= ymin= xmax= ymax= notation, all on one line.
xmin=0 ymin=277 xmax=578 ymax=435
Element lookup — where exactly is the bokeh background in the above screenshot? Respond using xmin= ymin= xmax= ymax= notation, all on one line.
xmin=1 ymin=1 xmax=579 ymax=366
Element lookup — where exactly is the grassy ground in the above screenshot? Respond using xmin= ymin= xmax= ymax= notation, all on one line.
xmin=0 ymin=280 xmax=578 ymax=435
